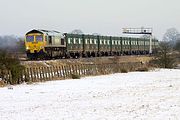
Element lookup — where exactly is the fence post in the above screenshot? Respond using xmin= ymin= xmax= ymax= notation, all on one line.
xmin=59 ymin=66 xmax=63 ymax=79
xmin=39 ymin=67 xmax=43 ymax=81
xmin=64 ymin=66 xmax=68 ymax=79
xmin=44 ymin=67 xmax=48 ymax=81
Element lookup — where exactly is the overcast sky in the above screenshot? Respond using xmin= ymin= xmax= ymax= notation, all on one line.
xmin=0 ymin=0 xmax=179 ymax=40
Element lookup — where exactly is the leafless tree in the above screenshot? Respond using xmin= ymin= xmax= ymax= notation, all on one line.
xmin=151 ymin=41 xmax=176 ymax=68
xmin=163 ymin=28 xmax=179 ymax=46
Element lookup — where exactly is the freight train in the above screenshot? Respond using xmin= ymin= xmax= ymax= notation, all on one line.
xmin=25 ymin=29 xmax=159 ymax=59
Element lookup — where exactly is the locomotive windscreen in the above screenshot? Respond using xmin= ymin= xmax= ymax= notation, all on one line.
xmin=26 ymin=36 xmax=34 ymax=42
xmin=36 ymin=35 xmax=43 ymax=42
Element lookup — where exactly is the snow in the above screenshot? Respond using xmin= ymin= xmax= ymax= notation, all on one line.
xmin=0 ymin=69 xmax=180 ymax=120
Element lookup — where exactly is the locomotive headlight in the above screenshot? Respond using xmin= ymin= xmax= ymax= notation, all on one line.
xmin=26 ymin=46 xmax=29 ymax=50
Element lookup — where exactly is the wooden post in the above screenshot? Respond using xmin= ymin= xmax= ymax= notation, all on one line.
xmin=29 ymin=67 xmax=33 ymax=82
xmin=47 ymin=67 xmax=50 ymax=80
xmin=36 ymin=67 xmax=39 ymax=81
xmin=59 ymin=66 xmax=63 ymax=78
xmin=78 ymin=65 xmax=81 ymax=76
xmin=39 ymin=67 xmax=43 ymax=81
xmin=44 ymin=67 xmax=48 ymax=81
xmin=56 ymin=66 xmax=60 ymax=78
xmin=33 ymin=67 xmax=37 ymax=82
xmin=50 ymin=67 xmax=54 ymax=80
xmin=64 ymin=65 xmax=68 ymax=78
xmin=74 ymin=65 xmax=77 ymax=75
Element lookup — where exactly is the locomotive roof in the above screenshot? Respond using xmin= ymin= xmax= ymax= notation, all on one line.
xmin=26 ymin=29 xmax=63 ymax=36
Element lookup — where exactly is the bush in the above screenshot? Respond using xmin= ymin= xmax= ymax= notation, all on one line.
xmin=150 ymin=42 xmax=177 ymax=68
xmin=0 ymin=50 xmax=25 ymax=84
xmin=120 ymin=68 xmax=128 ymax=73
xmin=71 ymin=74 xmax=81 ymax=79
xmin=0 ymin=80 xmax=6 ymax=87
xmin=136 ymin=67 xmax=149 ymax=72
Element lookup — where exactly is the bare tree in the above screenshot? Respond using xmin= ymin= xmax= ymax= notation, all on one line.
xmin=163 ymin=28 xmax=179 ymax=44
xmin=151 ymin=41 xmax=176 ymax=68
xmin=0 ymin=50 xmax=25 ymax=84
xmin=0 ymin=35 xmax=19 ymax=50
xmin=173 ymin=34 xmax=180 ymax=52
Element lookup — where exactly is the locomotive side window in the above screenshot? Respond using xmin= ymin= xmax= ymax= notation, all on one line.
xmin=61 ymin=38 xmax=65 ymax=45
xmin=26 ymin=36 xmax=34 ymax=42
xmin=48 ymin=36 xmax=52 ymax=44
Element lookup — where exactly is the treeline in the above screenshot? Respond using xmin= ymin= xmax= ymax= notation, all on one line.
xmin=0 ymin=35 xmax=25 ymax=53
xmin=163 ymin=28 xmax=180 ymax=52
xmin=150 ymin=28 xmax=180 ymax=68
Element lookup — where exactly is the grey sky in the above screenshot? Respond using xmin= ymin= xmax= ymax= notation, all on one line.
xmin=0 ymin=0 xmax=180 ymax=40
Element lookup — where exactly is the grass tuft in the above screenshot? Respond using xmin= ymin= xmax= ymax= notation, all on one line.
xmin=71 ymin=74 xmax=81 ymax=79
xmin=120 ymin=68 xmax=128 ymax=73
xmin=136 ymin=67 xmax=149 ymax=72
xmin=0 ymin=80 xmax=6 ymax=87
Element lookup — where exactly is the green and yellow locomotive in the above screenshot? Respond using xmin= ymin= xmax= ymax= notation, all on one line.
xmin=25 ymin=29 xmax=158 ymax=59
xmin=25 ymin=29 xmax=66 ymax=59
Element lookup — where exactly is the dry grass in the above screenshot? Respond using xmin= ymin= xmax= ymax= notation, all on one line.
xmin=136 ymin=67 xmax=149 ymax=72
xmin=0 ymin=81 xmax=6 ymax=87
xmin=120 ymin=68 xmax=128 ymax=73
xmin=21 ymin=56 xmax=153 ymax=69
xmin=71 ymin=74 xmax=81 ymax=79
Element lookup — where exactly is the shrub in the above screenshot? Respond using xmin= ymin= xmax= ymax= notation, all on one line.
xmin=136 ymin=67 xmax=149 ymax=72
xmin=0 ymin=80 xmax=6 ymax=87
xmin=0 ymin=50 xmax=25 ymax=84
xmin=71 ymin=74 xmax=81 ymax=79
xmin=151 ymin=42 xmax=177 ymax=68
xmin=120 ymin=68 xmax=128 ymax=73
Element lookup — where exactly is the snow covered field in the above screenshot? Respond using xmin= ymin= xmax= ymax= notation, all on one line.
xmin=0 ymin=69 xmax=180 ymax=120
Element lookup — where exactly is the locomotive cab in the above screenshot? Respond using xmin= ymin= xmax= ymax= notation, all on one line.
xmin=25 ymin=29 xmax=66 ymax=59
xmin=25 ymin=30 xmax=46 ymax=59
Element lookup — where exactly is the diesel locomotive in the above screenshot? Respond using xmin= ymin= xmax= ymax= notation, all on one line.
xmin=25 ymin=29 xmax=159 ymax=59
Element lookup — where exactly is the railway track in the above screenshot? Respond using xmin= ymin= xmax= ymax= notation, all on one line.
xmin=20 ymin=55 xmax=152 ymax=68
